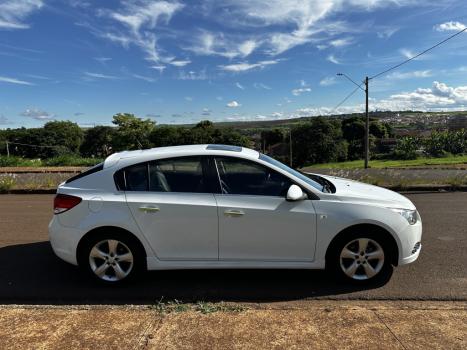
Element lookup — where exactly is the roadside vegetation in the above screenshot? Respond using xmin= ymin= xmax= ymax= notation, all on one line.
xmin=0 ymin=113 xmax=466 ymax=169
xmin=308 ymin=154 xmax=467 ymax=169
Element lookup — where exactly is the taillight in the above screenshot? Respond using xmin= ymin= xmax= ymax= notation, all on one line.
xmin=54 ymin=194 xmax=82 ymax=214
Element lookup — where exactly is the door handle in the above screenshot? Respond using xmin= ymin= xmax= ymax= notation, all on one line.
xmin=139 ymin=206 xmax=160 ymax=213
xmin=224 ymin=209 xmax=245 ymax=217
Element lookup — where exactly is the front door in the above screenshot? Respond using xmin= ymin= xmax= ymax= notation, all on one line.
xmin=123 ymin=156 xmax=218 ymax=260
xmin=213 ymin=156 xmax=317 ymax=261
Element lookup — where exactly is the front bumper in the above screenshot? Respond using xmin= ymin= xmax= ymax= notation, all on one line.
xmin=397 ymin=218 xmax=422 ymax=266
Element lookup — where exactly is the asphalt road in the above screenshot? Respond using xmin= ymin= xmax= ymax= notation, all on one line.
xmin=0 ymin=193 xmax=466 ymax=304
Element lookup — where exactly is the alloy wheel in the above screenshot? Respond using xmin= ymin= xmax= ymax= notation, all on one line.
xmin=339 ymin=238 xmax=385 ymax=280
xmin=88 ymin=239 xmax=134 ymax=282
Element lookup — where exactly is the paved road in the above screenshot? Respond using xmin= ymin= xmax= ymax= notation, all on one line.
xmin=0 ymin=193 xmax=465 ymax=304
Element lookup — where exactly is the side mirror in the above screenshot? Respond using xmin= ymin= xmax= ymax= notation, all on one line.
xmin=286 ymin=184 xmax=307 ymax=201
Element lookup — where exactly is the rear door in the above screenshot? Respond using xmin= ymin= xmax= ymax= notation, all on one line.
xmin=122 ymin=156 xmax=219 ymax=260
xmin=213 ymin=156 xmax=317 ymax=261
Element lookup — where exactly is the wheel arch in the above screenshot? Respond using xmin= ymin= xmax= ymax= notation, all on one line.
xmin=325 ymin=223 xmax=399 ymax=267
xmin=76 ymin=226 xmax=148 ymax=270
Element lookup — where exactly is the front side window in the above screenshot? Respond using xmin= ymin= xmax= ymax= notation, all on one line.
xmin=215 ymin=157 xmax=292 ymax=196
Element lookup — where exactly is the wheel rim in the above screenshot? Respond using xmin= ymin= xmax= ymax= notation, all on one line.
xmin=339 ymin=238 xmax=385 ymax=280
xmin=89 ymin=239 xmax=134 ymax=282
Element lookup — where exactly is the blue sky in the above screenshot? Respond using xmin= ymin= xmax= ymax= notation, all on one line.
xmin=1 ymin=0 xmax=467 ymax=128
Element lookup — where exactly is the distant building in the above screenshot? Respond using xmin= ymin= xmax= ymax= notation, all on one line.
xmin=447 ymin=115 xmax=467 ymax=130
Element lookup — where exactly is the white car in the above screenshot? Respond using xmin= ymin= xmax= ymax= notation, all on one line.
xmin=49 ymin=144 xmax=422 ymax=284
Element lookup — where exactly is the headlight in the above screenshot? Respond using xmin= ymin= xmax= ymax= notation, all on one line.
xmin=391 ymin=208 xmax=418 ymax=225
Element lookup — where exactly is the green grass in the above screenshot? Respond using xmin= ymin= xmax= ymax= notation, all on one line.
xmin=0 ymin=155 xmax=102 ymax=167
xmin=305 ymin=155 xmax=467 ymax=170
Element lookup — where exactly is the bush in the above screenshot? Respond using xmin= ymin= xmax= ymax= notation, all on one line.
xmin=0 ymin=156 xmax=42 ymax=167
xmin=43 ymin=155 xmax=103 ymax=167
xmin=0 ymin=174 xmax=16 ymax=193
xmin=393 ymin=136 xmax=420 ymax=160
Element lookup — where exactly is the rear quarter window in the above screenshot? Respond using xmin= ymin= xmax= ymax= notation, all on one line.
xmin=65 ymin=163 xmax=103 ymax=184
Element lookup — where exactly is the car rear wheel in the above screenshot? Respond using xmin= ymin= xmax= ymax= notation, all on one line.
xmin=328 ymin=231 xmax=393 ymax=284
xmin=79 ymin=231 xmax=144 ymax=284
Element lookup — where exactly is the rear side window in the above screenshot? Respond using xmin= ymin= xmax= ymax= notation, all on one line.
xmin=116 ymin=157 xmax=208 ymax=193
xmin=125 ymin=163 xmax=148 ymax=191
xmin=65 ymin=163 xmax=103 ymax=184
xmin=149 ymin=157 xmax=207 ymax=193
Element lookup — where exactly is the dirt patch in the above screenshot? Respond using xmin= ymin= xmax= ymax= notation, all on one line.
xmin=0 ymin=302 xmax=465 ymax=350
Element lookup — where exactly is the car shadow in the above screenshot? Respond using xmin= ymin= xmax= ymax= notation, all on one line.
xmin=0 ymin=242 xmax=391 ymax=305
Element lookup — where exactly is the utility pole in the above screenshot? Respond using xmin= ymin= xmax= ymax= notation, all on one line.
xmin=364 ymin=76 xmax=369 ymax=169
xmin=5 ymin=141 xmax=9 ymax=158
xmin=288 ymin=128 xmax=293 ymax=168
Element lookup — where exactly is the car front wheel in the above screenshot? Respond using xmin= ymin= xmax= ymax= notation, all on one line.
xmin=328 ymin=232 xmax=393 ymax=284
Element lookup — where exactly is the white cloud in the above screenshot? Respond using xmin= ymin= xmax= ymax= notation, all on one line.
xmin=292 ymin=87 xmax=311 ymax=96
xmin=254 ymin=82 xmax=272 ymax=90
xmin=21 ymin=108 xmax=54 ymax=120
xmin=186 ymin=31 xmax=260 ymax=59
xmin=399 ymin=48 xmax=416 ymax=59
xmin=185 ymin=96 xmax=193 ymax=102
xmin=376 ymin=26 xmax=399 ymax=39
xmin=320 ymin=76 xmax=336 ymax=86
xmin=238 ymin=40 xmax=257 ymax=57
xmin=226 ymin=100 xmax=241 ymax=108
xmin=150 ymin=65 xmax=166 ymax=73
xmin=0 ymin=0 xmax=43 ymax=30
xmin=236 ymin=82 xmax=245 ymax=90
xmin=386 ymin=70 xmax=432 ymax=80
xmin=83 ymin=72 xmax=119 ymax=80
xmin=99 ymin=0 xmax=184 ymax=63
xmin=133 ymin=74 xmax=156 ymax=82
xmin=219 ymin=60 xmax=280 ymax=72
xmin=327 ymin=54 xmax=340 ymax=64
xmin=329 ymin=37 xmax=353 ymax=47
xmin=300 ymin=81 xmax=467 ymax=115
xmin=169 ymin=59 xmax=191 ymax=67
xmin=94 ymin=57 xmax=112 ymax=64
xmin=178 ymin=69 xmax=208 ymax=80
xmin=377 ymin=81 xmax=467 ymax=110
xmin=435 ymin=21 xmax=466 ymax=32
xmin=202 ymin=108 xmax=211 ymax=116
xmin=0 ymin=76 xmax=34 ymax=85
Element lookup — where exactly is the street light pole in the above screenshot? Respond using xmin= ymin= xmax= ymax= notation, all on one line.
xmin=288 ymin=128 xmax=293 ymax=168
xmin=364 ymin=76 xmax=369 ymax=169
xmin=336 ymin=72 xmax=370 ymax=168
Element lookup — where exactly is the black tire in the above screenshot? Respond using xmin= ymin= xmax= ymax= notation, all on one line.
xmin=78 ymin=230 xmax=145 ymax=285
xmin=327 ymin=230 xmax=394 ymax=285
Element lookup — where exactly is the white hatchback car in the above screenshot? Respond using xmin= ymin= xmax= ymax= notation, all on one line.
xmin=49 ymin=144 xmax=422 ymax=284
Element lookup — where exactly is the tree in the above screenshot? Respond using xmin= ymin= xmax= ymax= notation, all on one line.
xmin=292 ymin=117 xmax=347 ymax=167
xmin=43 ymin=120 xmax=84 ymax=155
xmin=261 ymin=129 xmax=284 ymax=149
xmin=394 ymin=136 xmax=420 ymax=160
xmin=80 ymin=126 xmax=115 ymax=157
xmin=342 ymin=116 xmax=386 ymax=160
xmin=111 ymin=113 xmax=155 ymax=151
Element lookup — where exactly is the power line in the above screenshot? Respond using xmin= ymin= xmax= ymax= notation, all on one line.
xmin=6 ymin=141 xmax=66 ymax=149
xmin=330 ymin=83 xmax=364 ymax=113
xmin=369 ymin=27 xmax=467 ymax=80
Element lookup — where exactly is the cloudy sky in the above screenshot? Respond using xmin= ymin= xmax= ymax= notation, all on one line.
xmin=0 ymin=0 xmax=466 ymax=127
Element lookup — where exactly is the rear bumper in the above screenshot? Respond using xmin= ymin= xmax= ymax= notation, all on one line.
xmin=48 ymin=216 xmax=81 ymax=266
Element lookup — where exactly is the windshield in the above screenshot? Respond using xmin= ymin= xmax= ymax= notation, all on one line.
xmin=258 ymin=154 xmax=324 ymax=192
